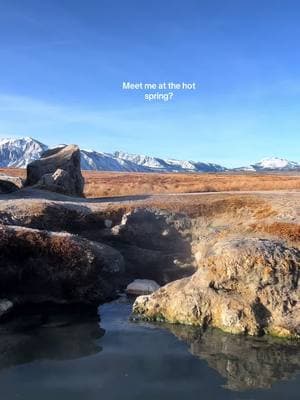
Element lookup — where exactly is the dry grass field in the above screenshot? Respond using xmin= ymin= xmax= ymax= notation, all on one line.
xmin=1 ymin=168 xmax=300 ymax=198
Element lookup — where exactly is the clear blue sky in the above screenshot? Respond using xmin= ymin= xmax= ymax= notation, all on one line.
xmin=0 ymin=0 xmax=299 ymax=166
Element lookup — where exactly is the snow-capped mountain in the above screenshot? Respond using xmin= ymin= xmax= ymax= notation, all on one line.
xmin=0 ymin=137 xmax=226 ymax=173
xmin=81 ymin=150 xmax=151 ymax=172
xmin=113 ymin=151 xmax=170 ymax=171
xmin=234 ymin=157 xmax=300 ymax=172
xmin=251 ymin=157 xmax=300 ymax=171
xmin=0 ymin=137 xmax=299 ymax=173
xmin=113 ymin=151 xmax=226 ymax=172
xmin=0 ymin=137 xmax=47 ymax=168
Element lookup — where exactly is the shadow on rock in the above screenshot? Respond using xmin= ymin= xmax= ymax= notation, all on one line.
xmin=0 ymin=179 xmax=21 ymax=194
xmin=109 ymin=208 xmax=195 ymax=284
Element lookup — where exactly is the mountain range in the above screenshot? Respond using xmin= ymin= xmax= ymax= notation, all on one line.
xmin=0 ymin=137 xmax=299 ymax=173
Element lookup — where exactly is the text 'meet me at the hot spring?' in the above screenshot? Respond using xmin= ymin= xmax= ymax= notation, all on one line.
xmin=122 ymin=81 xmax=197 ymax=101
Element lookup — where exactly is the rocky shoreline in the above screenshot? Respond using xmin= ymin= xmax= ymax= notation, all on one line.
xmin=133 ymin=237 xmax=300 ymax=338
xmin=0 ymin=145 xmax=299 ymax=338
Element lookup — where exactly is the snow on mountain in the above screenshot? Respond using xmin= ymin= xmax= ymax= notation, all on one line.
xmin=114 ymin=151 xmax=226 ymax=172
xmin=0 ymin=137 xmax=47 ymax=168
xmin=252 ymin=157 xmax=300 ymax=171
xmin=166 ymin=159 xmax=226 ymax=172
xmin=192 ymin=161 xmax=227 ymax=173
xmin=0 ymin=137 xmax=299 ymax=173
xmin=114 ymin=151 xmax=170 ymax=171
xmin=81 ymin=150 xmax=150 ymax=172
xmin=166 ymin=159 xmax=197 ymax=171
xmin=235 ymin=165 xmax=256 ymax=172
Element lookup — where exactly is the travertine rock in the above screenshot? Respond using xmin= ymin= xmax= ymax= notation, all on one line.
xmin=126 ymin=279 xmax=160 ymax=295
xmin=26 ymin=145 xmax=84 ymax=196
xmin=133 ymin=238 xmax=300 ymax=338
xmin=0 ymin=224 xmax=124 ymax=305
xmin=0 ymin=175 xmax=24 ymax=193
xmin=37 ymin=168 xmax=76 ymax=195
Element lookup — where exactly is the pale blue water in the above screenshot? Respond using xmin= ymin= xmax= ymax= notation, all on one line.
xmin=0 ymin=300 xmax=299 ymax=400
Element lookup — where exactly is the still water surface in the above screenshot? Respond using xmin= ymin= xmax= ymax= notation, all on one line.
xmin=0 ymin=300 xmax=299 ymax=400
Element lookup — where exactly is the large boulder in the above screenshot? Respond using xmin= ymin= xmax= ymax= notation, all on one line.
xmin=0 ymin=224 xmax=124 ymax=305
xmin=133 ymin=238 xmax=300 ymax=338
xmin=26 ymin=145 xmax=84 ymax=196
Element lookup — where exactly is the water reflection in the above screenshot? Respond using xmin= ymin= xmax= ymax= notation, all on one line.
xmin=0 ymin=310 xmax=104 ymax=370
xmin=167 ymin=323 xmax=300 ymax=391
xmin=0 ymin=301 xmax=299 ymax=400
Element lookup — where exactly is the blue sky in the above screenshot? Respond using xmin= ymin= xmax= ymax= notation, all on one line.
xmin=0 ymin=0 xmax=299 ymax=166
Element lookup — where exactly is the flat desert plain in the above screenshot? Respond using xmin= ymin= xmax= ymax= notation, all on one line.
xmin=1 ymin=168 xmax=300 ymax=197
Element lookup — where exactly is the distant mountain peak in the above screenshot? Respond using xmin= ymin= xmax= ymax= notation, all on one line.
xmin=0 ymin=136 xmax=299 ymax=173
xmin=252 ymin=157 xmax=300 ymax=171
xmin=0 ymin=136 xmax=47 ymax=168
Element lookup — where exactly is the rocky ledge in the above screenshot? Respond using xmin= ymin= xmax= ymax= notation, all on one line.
xmin=0 ymin=173 xmax=299 ymax=338
xmin=0 ymin=175 xmax=24 ymax=194
xmin=133 ymin=237 xmax=300 ymax=338
xmin=0 ymin=224 xmax=124 ymax=307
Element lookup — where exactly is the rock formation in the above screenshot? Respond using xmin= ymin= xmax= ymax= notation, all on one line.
xmin=126 ymin=279 xmax=160 ymax=295
xmin=0 ymin=187 xmax=299 ymax=338
xmin=133 ymin=237 xmax=300 ymax=338
xmin=0 ymin=175 xmax=24 ymax=193
xmin=0 ymin=224 xmax=124 ymax=305
xmin=26 ymin=145 xmax=84 ymax=196
xmin=110 ymin=209 xmax=194 ymax=284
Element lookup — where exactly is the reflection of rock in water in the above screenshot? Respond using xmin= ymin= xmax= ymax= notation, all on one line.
xmin=167 ymin=324 xmax=300 ymax=391
xmin=0 ymin=310 xmax=104 ymax=370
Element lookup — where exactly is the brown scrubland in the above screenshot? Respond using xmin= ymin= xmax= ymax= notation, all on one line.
xmin=1 ymin=168 xmax=300 ymax=197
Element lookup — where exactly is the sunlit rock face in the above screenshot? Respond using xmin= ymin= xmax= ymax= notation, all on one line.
xmin=133 ymin=238 xmax=300 ymax=338
xmin=26 ymin=145 xmax=84 ymax=196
